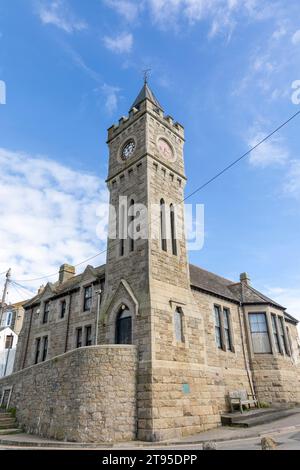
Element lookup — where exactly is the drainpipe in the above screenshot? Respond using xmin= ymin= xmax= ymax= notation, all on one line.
xmin=95 ymin=289 xmax=102 ymax=345
xmin=238 ymin=302 xmax=256 ymax=398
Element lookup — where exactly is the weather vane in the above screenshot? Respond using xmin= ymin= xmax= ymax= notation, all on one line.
xmin=142 ymin=68 xmax=151 ymax=84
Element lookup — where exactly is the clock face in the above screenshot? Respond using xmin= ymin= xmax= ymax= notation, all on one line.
xmin=157 ymin=138 xmax=174 ymax=160
xmin=121 ymin=140 xmax=135 ymax=160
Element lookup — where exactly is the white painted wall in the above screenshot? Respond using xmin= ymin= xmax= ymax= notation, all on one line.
xmin=0 ymin=327 xmax=18 ymax=377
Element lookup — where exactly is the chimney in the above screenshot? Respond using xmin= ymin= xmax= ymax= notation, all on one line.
xmin=240 ymin=272 xmax=251 ymax=286
xmin=59 ymin=264 xmax=75 ymax=284
xmin=38 ymin=285 xmax=45 ymax=295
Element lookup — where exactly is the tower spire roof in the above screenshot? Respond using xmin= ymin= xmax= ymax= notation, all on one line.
xmin=130 ymin=82 xmax=163 ymax=111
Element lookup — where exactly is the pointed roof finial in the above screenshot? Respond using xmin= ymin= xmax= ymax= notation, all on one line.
xmin=143 ymin=68 xmax=151 ymax=84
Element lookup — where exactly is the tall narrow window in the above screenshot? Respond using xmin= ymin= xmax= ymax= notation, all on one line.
xmin=174 ymin=307 xmax=184 ymax=342
xmin=43 ymin=301 xmax=50 ymax=324
xmin=83 ymin=286 xmax=92 ymax=311
xmin=271 ymin=314 xmax=281 ymax=354
xmin=116 ymin=307 xmax=132 ymax=345
xmin=76 ymin=328 xmax=83 ymax=348
xmin=223 ymin=308 xmax=233 ymax=351
xmin=286 ymin=327 xmax=293 ymax=356
xmin=160 ymin=199 xmax=167 ymax=251
xmin=248 ymin=313 xmax=271 ymax=353
xmin=60 ymin=300 xmax=66 ymax=319
xmin=119 ymin=203 xmax=126 ymax=256
xmin=278 ymin=317 xmax=289 ymax=355
xmin=34 ymin=338 xmax=41 ymax=364
xmin=5 ymin=311 xmax=12 ymax=327
xmin=129 ymin=199 xmax=135 ymax=252
xmin=170 ymin=204 xmax=177 ymax=256
xmin=85 ymin=325 xmax=92 ymax=346
xmin=5 ymin=335 xmax=14 ymax=349
xmin=214 ymin=305 xmax=222 ymax=349
xmin=42 ymin=336 xmax=48 ymax=362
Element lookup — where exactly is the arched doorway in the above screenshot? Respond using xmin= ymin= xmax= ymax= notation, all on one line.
xmin=115 ymin=306 xmax=132 ymax=344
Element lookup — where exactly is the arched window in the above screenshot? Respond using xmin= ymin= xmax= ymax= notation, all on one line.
xmin=119 ymin=203 xmax=126 ymax=256
xmin=116 ymin=306 xmax=132 ymax=344
xmin=160 ymin=199 xmax=167 ymax=252
xmin=174 ymin=307 xmax=184 ymax=342
xmin=170 ymin=204 xmax=177 ymax=256
xmin=129 ymin=199 xmax=135 ymax=253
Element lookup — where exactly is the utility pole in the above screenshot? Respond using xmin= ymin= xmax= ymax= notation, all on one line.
xmin=0 ymin=268 xmax=11 ymax=327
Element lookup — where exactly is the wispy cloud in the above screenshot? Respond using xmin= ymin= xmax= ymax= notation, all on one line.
xmin=265 ymin=286 xmax=300 ymax=321
xmin=0 ymin=148 xmax=108 ymax=300
xmin=104 ymin=0 xmax=142 ymax=22
xmin=248 ymin=126 xmax=289 ymax=168
xmin=283 ymin=160 xmax=300 ymax=198
xmin=101 ymin=83 xmax=121 ymax=115
xmin=103 ymin=32 xmax=133 ymax=53
xmin=37 ymin=0 xmax=87 ymax=33
xmin=292 ymin=29 xmax=300 ymax=45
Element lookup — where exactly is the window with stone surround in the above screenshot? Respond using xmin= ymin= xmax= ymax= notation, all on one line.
xmin=129 ymin=199 xmax=135 ymax=253
xmin=42 ymin=301 xmax=50 ymax=324
xmin=41 ymin=336 xmax=48 ymax=362
xmin=214 ymin=305 xmax=222 ymax=349
xmin=83 ymin=286 xmax=92 ymax=312
xmin=85 ymin=325 xmax=92 ymax=346
xmin=116 ymin=306 xmax=132 ymax=345
xmin=278 ymin=316 xmax=290 ymax=355
xmin=60 ymin=300 xmax=66 ymax=319
xmin=170 ymin=204 xmax=177 ymax=256
xmin=248 ymin=312 xmax=271 ymax=354
xmin=174 ymin=307 xmax=184 ymax=342
xmin=271 ymin=314 xmax=281 ymax=354
xmin=223 ymin=308 xmax=233 ymax=351
xmin=76 ymin=328 xmax=83 ymax=348
xmin=34 ymin=337 xmax=41 ymax=364
xmin=160 ymin=199 xmax=167 ymax=252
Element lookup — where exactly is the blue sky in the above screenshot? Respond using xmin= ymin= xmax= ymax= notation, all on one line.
xmin=0 ymin=0 xmax=300 ymax=318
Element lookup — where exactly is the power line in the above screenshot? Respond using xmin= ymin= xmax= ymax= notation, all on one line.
xmin=13 ymin=108 xmax=300 ymax=284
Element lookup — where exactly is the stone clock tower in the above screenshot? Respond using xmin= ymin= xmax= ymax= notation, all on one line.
xmin=101 ymin=81 xmax=198 ymax=441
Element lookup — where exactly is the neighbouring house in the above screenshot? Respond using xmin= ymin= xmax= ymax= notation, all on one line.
xmin=0 ymin=326 xmax=18 ymax=377
xmin=0 ymin=83 xmax=299 ymax=443
xmin=0 ymin=301 xmax=26 ymax=377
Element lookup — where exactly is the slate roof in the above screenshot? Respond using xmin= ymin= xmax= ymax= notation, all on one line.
xmin=23 ymin=265 xmax=105 ymax=308
xmin=189 ymin=263 xmax=298 ymax=324
xmin=22 ymin=262 xmax=298 ymax=325
xmin=130 ymin=83 xmax=163 ymax=111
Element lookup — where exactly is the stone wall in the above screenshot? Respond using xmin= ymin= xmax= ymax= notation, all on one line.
xmin=251 ymin=355 xmax=300 ymax=405
xmin=0 ymin=345 xmax=137 ymax=443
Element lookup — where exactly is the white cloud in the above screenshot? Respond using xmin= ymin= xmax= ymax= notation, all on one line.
xmin=37 ymin=0 xmax=87 ymax=33
xmin=291 ymin=29 xmax=300 ymax=45
xmin=283 ymin=160 xmax=300 ymax=198
xmin=0 ymin=148 xmax=108 ymax=302
xmin=104 ymin=0 xmax=141 ymax=22
xmin=103 ymin=32 xmax=133 ymax=53
xmin=101 ymin=83 xmax=121 ymax=114
xmin=248 ymin=127 xmax=289 ymax=168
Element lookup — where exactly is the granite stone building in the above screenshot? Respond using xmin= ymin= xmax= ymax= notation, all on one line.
xmin=1 ymin=83 xmax=300 ymax=442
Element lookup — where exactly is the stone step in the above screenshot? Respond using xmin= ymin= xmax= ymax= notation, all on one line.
xmin=0 ymin=422 xmax=17 ymax=430
xmin=221 ymin=408 xmax=299 ymax=427
xmin=0 ymin=418 xmax=16 ymax=428
xmin=0 ymin=428 xmax=22 ymax=436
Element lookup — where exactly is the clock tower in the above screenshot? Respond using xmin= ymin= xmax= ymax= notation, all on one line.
xmin=101 ymin=81 xmax=196 ymax=441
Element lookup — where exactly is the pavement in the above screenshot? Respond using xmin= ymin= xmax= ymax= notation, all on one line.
xmin=0 ymin=409 xmax=300 ymax=450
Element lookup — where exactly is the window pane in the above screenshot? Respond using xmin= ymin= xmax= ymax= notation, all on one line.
xmin=249 ymin=313 xmax=271 ymax=353
xmin=214 ymin=306 xmax=221 ymax=326
xmin=215 ymin=327 xmax=222 ymax=348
